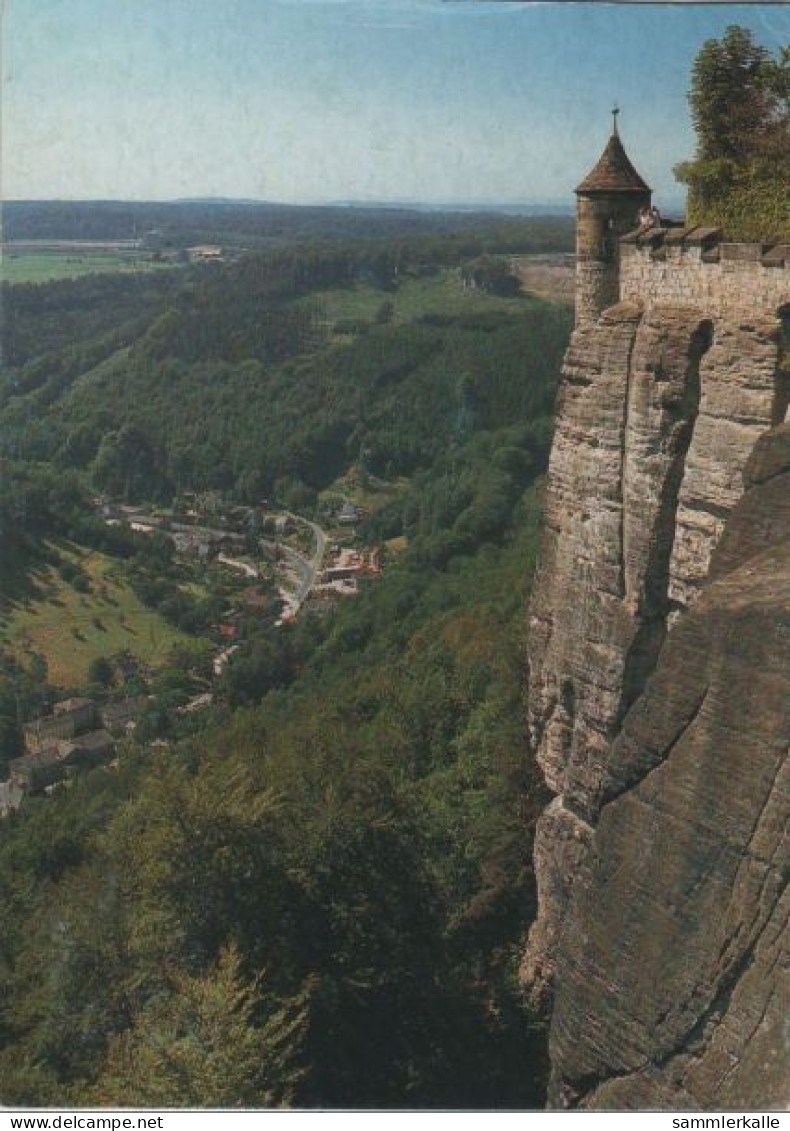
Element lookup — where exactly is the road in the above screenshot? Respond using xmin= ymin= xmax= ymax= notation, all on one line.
xmin=288 ymin=513 xmax=327 ymax=605
xmin=264 ymin=513 xmax=327 ymax=615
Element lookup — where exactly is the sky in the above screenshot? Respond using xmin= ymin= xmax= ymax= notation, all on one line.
xmin=3 ymin=1 xmax=789 ymax=208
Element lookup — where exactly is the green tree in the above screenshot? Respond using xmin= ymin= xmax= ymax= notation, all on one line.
xmin=89 ymin=948 xmax=308 ymax=1108
xmin=92 ymin=424 xmax=167 ymax=501
xmin=218 ymin=638 xmax=292 ymax=707
xmin=675 ymin=27 xmax=790 ymax=237
xmin=87 ymin=656 xmax=114 ymax=688
xmin=688 ymin=27 xmax=774 ymax=162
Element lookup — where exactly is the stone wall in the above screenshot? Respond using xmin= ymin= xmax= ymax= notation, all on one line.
xmin=576 ymin=191 xmax=650 ymax=326
xmin=620 ymin=231 xmax=790 ymax=317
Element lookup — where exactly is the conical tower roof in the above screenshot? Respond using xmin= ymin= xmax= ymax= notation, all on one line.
xmin=576 ymin=126 xmax=650 ymax=195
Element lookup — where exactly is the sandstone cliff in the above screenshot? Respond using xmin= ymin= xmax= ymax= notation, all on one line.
xmin=523 ymin=298 xmax=789 ymax=1108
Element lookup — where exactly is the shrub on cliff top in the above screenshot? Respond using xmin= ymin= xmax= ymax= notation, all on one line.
xmin=675 ymin=27 xmax=790 ymax=239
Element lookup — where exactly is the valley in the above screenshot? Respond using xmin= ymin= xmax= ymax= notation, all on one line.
xmin=0 ymin=212 xmax=573 ymax=1106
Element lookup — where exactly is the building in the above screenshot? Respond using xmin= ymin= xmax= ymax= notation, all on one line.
xmin=69 ymin=729 xmax=115 ymax=767
xmin=337 ymin=503 xmax=364 ymax=526
xmin=23 ymin=697 xmax=96 ymax=753
xmin=53 ymin=697 xmax=95 ymax=724
xmin=23 ymin=715 xmax=76 ymax=752
xmin=177 ymin=692 xmax=214 ymax=716
xmin=316 ymin=547 xmax=381 ymax=596
xmin=0 ymin=780 xmax=25 ymax=817
xmin=8 ymin=744 xmax=74 ymax=791
xmin=574 ymin=109 xmax=651 ymax=326
xmin=574 ymin=111 xmax=789 ymax=330
xmin=9 ymin=728 xmax=115 ymax=792
xmin=187 ymin=245 xmax=223 ymax=263
xmin=213 ymin=645 xmax=239 ymax=677
xmin=17 ymin=699 xmax=119 ymax=793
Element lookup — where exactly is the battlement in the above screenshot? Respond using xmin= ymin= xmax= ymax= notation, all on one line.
xmin=619 ymin=226 xmax=790 ymax=316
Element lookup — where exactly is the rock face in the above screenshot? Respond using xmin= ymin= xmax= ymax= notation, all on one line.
xmin=667 ymin=315 xmax=786 ymax=610
xmin=549 ymin=426 xmax=790 ymax=1109
xmin=523 ymin=295 xmax=789 ymax=1107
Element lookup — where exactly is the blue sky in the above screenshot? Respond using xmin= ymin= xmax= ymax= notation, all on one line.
xmin=3 ymin=1 xmax=788 ymax=207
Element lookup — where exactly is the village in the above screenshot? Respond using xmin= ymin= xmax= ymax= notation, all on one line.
xmin=102 ymin=492 xmax=382 ymax=619
xmin=0 ymin=492 xmax=386 ymax=816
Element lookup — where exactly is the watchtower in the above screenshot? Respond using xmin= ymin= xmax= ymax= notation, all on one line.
xmin=575 ymin=109 xmax=651 ymax=326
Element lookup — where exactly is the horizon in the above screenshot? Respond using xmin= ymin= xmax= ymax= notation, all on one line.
xmin=3 ymin=2 xmax=789 ymax=208
xmin=3 ymin=195 xmax=580 ymax=211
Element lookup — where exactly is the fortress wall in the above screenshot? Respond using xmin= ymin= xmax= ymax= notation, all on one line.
xmin=620 ymin=242 xmax=790 ymax=315
xmin=576 ymin=260 xmax=618 ymax=325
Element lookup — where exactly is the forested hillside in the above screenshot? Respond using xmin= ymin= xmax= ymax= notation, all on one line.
xmin=0 ymin=489 xmax=552 ymax=1107
xmin=1 ymin=245 xmax=568 ymax=504
xmin=0 ymin=227 xmax=571 ymax=1106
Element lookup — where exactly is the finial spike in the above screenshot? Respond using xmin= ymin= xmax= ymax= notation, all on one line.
xmin=612 ymin=105 xmax=620 ymax=136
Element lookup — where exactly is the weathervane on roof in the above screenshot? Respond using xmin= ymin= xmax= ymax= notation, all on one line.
xmin=612 ymin=105 xmax=620 ymax=136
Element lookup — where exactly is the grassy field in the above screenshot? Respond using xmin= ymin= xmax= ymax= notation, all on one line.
xmin=320 ymin=466 xmax=410 ymax=517
xmin=384 ymin=535 xmax=408 ymax=555
xmin=303 ymin=268 xmax=539 ymax=332
xmin=0 ymin=543 xmax=193 ymax=687
xmin=1 ymin=252 xmax=176 ymax=285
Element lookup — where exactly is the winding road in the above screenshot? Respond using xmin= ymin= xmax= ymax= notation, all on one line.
xmin=265 ymin=512 xmax=327 ymax=614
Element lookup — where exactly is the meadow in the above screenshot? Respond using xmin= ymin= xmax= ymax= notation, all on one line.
xmin=304 ymin=266 xmax=534 ymax=330
xmin=1 ymin=542 xmax=192 ymax=686
xmin=1 ymin=251 xmax=174 ymax=285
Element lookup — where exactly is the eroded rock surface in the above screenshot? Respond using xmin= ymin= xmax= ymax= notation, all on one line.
xmin=523 ymin=300 xmax=787 ymax=1075
xmin=548 ymin=426 xmax=790 ymax=1109
xmin=527 ymin=303 xmax=716 ymax=817
xmin=668 ymin=313 xmax=784 ymax=610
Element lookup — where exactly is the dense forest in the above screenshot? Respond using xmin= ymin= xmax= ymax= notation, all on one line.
xmin=1 ymin=242 xmax=568 ymax=505
xmin=0 ymin=213 xmax=572 ymax=1106
xmin=0 ymin=483 xmax=554 ymax=1107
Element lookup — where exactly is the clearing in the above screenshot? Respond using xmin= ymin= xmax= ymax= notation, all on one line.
xmin=1 ymin=250 xmax=175 ymax=285
xmin=320 ymin=466 xmax=410 ymax=518
xmin=301 ymin=267 xmax=541 ymax=333
xmin=0 ymin=543 xmax=193 ymax=686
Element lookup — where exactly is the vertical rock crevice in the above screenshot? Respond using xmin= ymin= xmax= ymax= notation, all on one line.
xmin=617 ymin=314 xmax=711 ymax=720
xmin=667 ymin=312 xmax=784 ymax=611
xmin=523 ymin=303 xmax=786 ymax=1034
xmin=523 ymin=303 xmax=716 ymax=1001
xmin=770 ymin=305 xmax=790 ymax=425
xmin=547 ymin=535 xmax=790 ymax=1109
xmin=525 ymin=293 xmax=790 ymax=1108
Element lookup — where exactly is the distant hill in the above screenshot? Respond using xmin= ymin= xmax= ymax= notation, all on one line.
xmin=3 ymin=199 xmax=573 ymax=251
